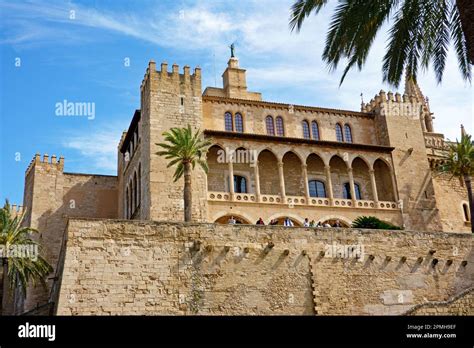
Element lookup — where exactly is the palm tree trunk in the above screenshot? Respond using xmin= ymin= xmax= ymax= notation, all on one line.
xmin=456 ymin=0 xmax=474 ymax=64
xmin=183 ymin=161 xmax=192 ymax=222
xmin=464 ymin=175 xmax=474 ymax=233
xmin=1 ymin=258 xmax=7 ymax=314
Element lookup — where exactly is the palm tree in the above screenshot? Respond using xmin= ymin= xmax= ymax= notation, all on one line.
xmin=156 ymin=126 xmax=212 ymax=222
xmin=0 ymin=200 xmax=53 ymax=313
xmin=289 ymin=0 xmax=472 ymax=86
xmin=437 ymin=133 xmax=474 ymax=232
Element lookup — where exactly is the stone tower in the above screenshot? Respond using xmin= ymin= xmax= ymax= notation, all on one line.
xmin=139 ymin=61 xmax=208 ymax=221
xmin=364 ymin=78 xmax=442 ymax=231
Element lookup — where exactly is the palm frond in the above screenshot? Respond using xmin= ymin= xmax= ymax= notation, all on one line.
xmin=290 ymin=0 xmax=472 ymax=86
xmin=1 ymin=200 xmax=53 ymax=298
xmin=156 ymin=126 xmax=212 ymax=182
xmin=289 ymin=0 xmax=329 ymax=32
xmin=450 ymin=2 xmax=472 ymax=83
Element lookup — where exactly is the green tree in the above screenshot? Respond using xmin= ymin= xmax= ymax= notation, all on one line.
xmin=0 ymin=201 xmax=53 ymax=312
xmin=290 ymin=0 xmax=472 ymax=86
xmin=352 ymin=216 xmax=402 ymax=230
xmin=437 ymin=133 xmax=474 ymax=232
xmin=156 ymin=126 xmax=212 ymax=222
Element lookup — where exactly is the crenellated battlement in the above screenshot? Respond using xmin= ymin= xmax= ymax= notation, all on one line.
xmin=140 ymin=60 xmax=201 ymax=92
xmin=9 ymin=203 xmax=24 ymax=218
xmin=25 ymin=153 xmax=64 ymax=176
xmin=361 ymin=89 xmax=424 ymax=119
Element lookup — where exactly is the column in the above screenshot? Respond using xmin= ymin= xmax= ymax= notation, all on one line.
xmin=369 ymin=169 xmax=379 ymax=206
xmin=348 ymin=167 xmax=357 ymax=205
xmin=302 ymin=164 xmax=310 ymax=203
xmin=278 ymin=160 xmax=286 ymax=202
xmin=228 ymin=157 xmax=235 ymax=201
xmin=324 ymin=165 xmax=334 ymax=205
xmin=390 ymin=169 xmax=399 ymax=201
xmin=253 ymin=161 xmax=261 ymax=202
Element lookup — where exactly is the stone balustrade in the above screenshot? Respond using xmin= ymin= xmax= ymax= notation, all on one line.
xmin=208 ymin=191 xmax=399 ymax=210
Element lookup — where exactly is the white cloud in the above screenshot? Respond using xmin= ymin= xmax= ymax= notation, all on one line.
xmin=62 ymin=124 xmax=124 ymax=173
xmin=2 ymin=0 xmax=472 ymax=140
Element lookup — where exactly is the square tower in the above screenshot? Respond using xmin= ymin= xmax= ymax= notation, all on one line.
xmin=139 ymin=61 xmax=208 ymax=221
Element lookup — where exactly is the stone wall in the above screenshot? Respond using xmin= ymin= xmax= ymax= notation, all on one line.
xmin=406 ymin=287 xmax=474 ymax=315
xmin=202 ymin=98 xmax=378 ymax=144
xmin=56 ymin=218 xmax=472 ymax=315
xmin=432 ymin=173 xmax=471 ymax=233
xmin=18 ymin=156 xmax=118 ymax=314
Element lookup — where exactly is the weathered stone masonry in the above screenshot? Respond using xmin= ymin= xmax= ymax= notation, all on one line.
xmin=55 ymin=218 xmax=473 ymax=315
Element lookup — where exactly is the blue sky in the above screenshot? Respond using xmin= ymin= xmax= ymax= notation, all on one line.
xmin=0 ymin=0 xmax=472 ymax=206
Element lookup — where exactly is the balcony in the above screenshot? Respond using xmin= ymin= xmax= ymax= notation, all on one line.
xmin=208 ymin=191 xmax=399 ymax=210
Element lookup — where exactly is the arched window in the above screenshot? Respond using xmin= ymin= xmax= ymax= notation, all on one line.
xmin=133 ymin=172 xmax=138 ymax=213
xmin=336 ymin=124 xmax=343 ymax=142
xmin=125 ymin=187 xmax=129 ymax=219
xmin=308 ymin=180 xmax=326 ymax=197
xmin=463 ymin=203 xmax=470 ymax=221
xmin=138 ymin=163 xmax=141 ymax=205
xmin=276 ymin=116 xmax=284 ymax=136
xmin=235 ymin=113 xmax=244 ymax=133
xmin=266 ymin=116 xmax=275 ymax=135
xmin=302 ymin=120 xmax=310 ymax=139
xmin=225 ymin=112 xmax=233 ymax=131
xmin=343 ymin=182 xmax=362 ymax=200
xmin=344 ymin=124 xmax=353 ymax=143
xmin=311 ymin=121 xmax=320 ymax=140
xmin=234 ymin=175 xmax=247 ymax=193
xmin=128 ymin=182 xmax=132 ymax=217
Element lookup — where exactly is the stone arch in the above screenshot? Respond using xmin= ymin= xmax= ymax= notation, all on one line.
xmin=207 ymin=145 xmax=227 ymax=192
xmin=267 ymin=213 xmax=304 ymax=226
xmin=138 ymin=163 xmax=141 ymax=205
xmin=257 ymin=147 xmax=279 ymax=160
xmin=232 ymin=146 xmax=254 ymax=193
xmin=128 ymin=178 xmax=133 ymax=217
xmin=351 ymin=157 xmax=373 ymax=200
xmin=318 ymin=215 xmax=352 ymax=227
xmin=214 ymin=212 xmax=252 ymax=225
xmin=329 ymin=155 xmax=349 ymax=199
xmin=133 ymin=171 xmax=138 ymax=212
xmin=282 ymin=151 xmax=304 ymax=196
xmin=125 ymin=186 xmax=129 ymax=219
xmin=258 ymin=149 xmax=279 ymax=195
xmin=350 ymin=155 xmax=371 ymax=169
xmin=306 ymin=153 xmax=327 ymax=197
xmin=286 ymin=148 xmax=306 ymax=164
xmin=373 ymin=158 xmax=395 ymax=201
xmin=371 ymin=156 xmax=392 ymax=171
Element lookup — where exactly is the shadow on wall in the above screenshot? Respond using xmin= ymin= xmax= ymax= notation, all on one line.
xmin=14 ymin=176 xmax=118 ymax=315
xmin=399 ymin=169 xmax=440 ymax=231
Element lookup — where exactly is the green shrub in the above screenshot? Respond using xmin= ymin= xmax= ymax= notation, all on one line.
xmin=351 ymin=216 xmax=402 ymax=230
